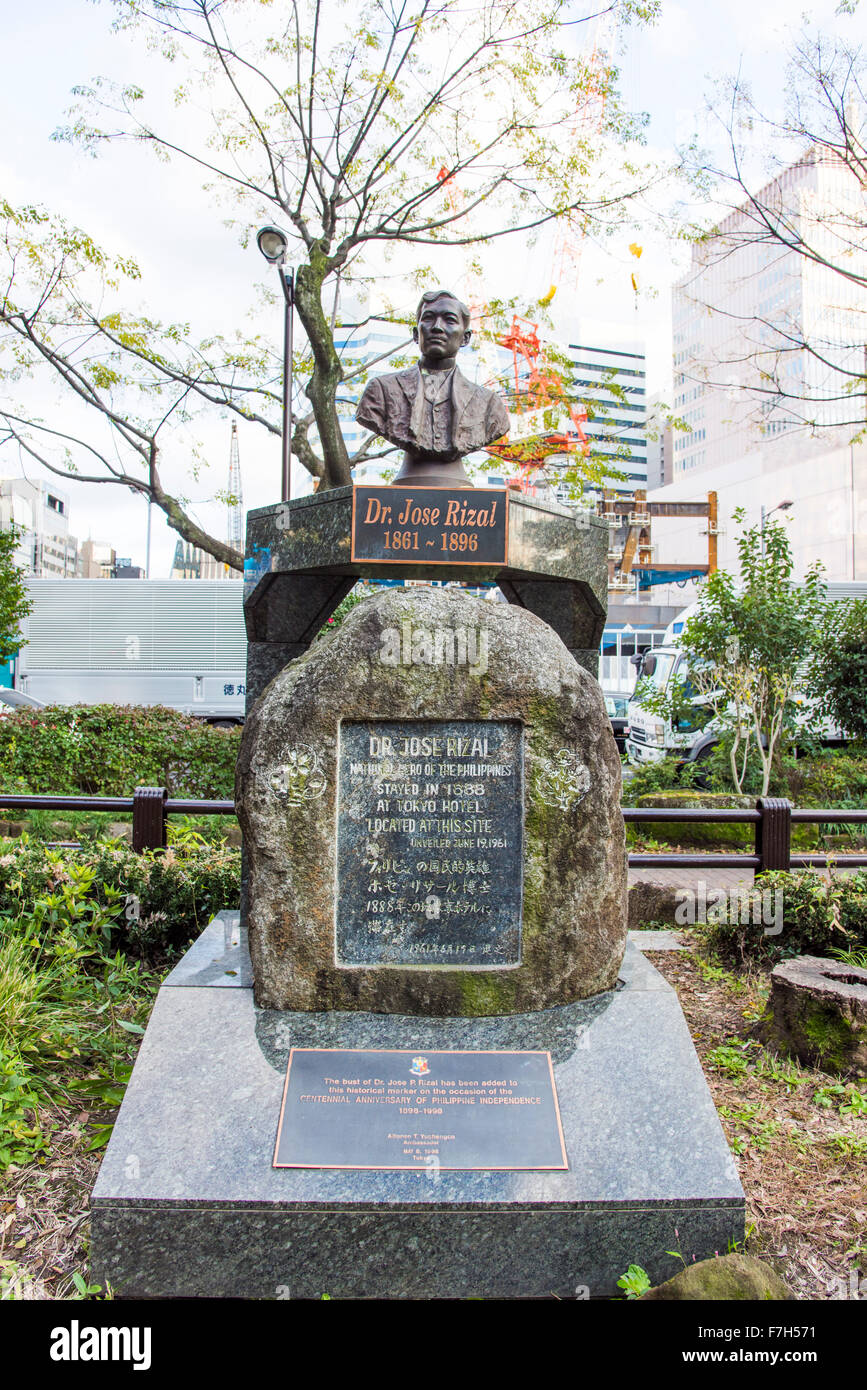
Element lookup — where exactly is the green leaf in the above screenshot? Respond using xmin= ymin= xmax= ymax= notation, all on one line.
xmin=86 ymin=1124 xmax=114 ymax=1151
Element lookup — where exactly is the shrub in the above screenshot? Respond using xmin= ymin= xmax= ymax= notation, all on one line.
xmin=0 ymin=1045 xmax=48 ymax=1169
xmin=808 ymin=597 xmax=867 ymax=740
xmin=0 ymin=836 xmax=240 ymax=1171
xmin=698 ymin=870 xmax=867 ymax=969
xmin=629 ymin=790 xmax=756 ymax=849
xmin=623 ymin=756 xmax=703 ymax=798
xmin=0 ymin=837 xmax=240 ymax=964
xmin=0 ymin=857 xmax=168 ymax=1172
xmin=0 ymin=704 xmax=239 ymax=797
xmin=781 ymin=752 xmax=867 ymax=809
xmin=318 ymin=588 xmax=367 ymax=635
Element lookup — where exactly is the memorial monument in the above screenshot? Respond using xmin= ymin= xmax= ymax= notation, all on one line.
xmin=89 ymin=285 xmax=744 ymax=1300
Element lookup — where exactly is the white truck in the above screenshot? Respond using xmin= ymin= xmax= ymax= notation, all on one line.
xmin=14 ymin=579 xmax=248 ymax=724
xmin=625 ymin=585 xmax=866 ymax=767
xmin=624 ymin=605 xmax=715 ymax=768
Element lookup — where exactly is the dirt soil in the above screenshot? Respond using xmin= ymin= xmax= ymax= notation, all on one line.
xmin=647 ymin=945 xmax=866 ymax=1301
xmin=1 ymin=1098 xmax=105 ymax=1300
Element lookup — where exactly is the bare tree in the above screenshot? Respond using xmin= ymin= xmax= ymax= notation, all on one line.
xmin=0 ymin=0 xmax=662 ymax=568
xmin=679 ymin=33 xmax=867 ymax=439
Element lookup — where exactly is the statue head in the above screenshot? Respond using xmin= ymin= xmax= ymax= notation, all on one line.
xmin=413 ymin=289 xmax=472 ymax=363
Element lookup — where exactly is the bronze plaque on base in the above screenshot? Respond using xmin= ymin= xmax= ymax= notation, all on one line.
xmin=351 ymin=485 xmax=508 ymax=565
xmin=273 ymin=1048 xmax=567 ymax=1171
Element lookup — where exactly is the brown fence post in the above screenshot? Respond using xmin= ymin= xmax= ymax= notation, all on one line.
xmin=133 ymin=787 xmax=168 ymax=853
xmin=755 ymin=798 xmax=792 ymax=875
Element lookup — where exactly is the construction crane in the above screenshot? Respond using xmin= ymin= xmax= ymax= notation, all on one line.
xmin=483 ymin=314 xmax=589 ymax=483
xmin=227 ymin=421 xmax=244 ymax=556
xmin=601 ymin=490 xmax=719 ymax=596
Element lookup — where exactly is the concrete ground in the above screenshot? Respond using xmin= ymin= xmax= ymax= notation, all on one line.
xmin=629 ymin=865 xmax=754 ymax=890
xmin=627 ymin=929 xmax=688 ymax=952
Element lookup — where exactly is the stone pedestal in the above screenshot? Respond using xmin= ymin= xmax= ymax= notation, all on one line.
xmin=90 ymin=915 xmax=744 ymax=1300
xmin=90 ymin=490 xmax=746 ymax=1299
xmin=236 ymin=585 xmax=626 ymax=1013
xmin=242 ymin=487 xmax=608 ymax=708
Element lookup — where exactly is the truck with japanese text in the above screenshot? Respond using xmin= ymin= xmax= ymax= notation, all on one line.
xmin=14 ymin=579 xmax=248 ymax=724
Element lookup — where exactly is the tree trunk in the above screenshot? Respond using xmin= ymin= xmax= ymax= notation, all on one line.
xmin=151 ymin=476 xmax=244 ymax=572
xmin=293 ymin=254 xmax=352 ymax=490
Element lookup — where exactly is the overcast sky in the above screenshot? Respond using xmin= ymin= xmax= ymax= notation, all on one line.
xmin=0 ymin=0 xmax=858 ymax=576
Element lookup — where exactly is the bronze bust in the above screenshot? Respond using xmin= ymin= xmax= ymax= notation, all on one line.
xmin=355 ymin=289 xmax=510 ymax=488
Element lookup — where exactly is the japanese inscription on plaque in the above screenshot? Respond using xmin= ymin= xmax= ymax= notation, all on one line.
xmin=336 ymin=720 xmax=523 ymax=966
xmin=273 ymin=1048 xmax=567 ymax=1170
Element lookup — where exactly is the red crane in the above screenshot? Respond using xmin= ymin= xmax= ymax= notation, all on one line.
xmin=484 ymin=315 xmax=589 ymax=491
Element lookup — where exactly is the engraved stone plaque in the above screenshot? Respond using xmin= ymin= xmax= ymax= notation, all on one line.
xmin=336 ymin=720 xmax=523 ymax=967
xmin=273 ymin=1048 xmax=567 ymax=1170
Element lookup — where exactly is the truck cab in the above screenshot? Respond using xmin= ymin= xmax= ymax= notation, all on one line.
xmin=625 ymin=645 xmax=716 ymax=767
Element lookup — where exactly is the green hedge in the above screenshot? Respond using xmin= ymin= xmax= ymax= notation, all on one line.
xmin=699 ymin=870 xmax=867 ymax=968
xmin=0 ymin=705 xmax=240 ymax=798
xmin=782 ymin=752 xmax=867 ymax=808
xmin=0 ymin=837 xmax=240 ymax=963
xmin=627 ymin=791 xmax=820 ymax=851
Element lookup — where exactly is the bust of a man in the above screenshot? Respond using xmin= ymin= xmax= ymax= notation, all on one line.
xmin=355 ymin=289 xmax=510 ymax=488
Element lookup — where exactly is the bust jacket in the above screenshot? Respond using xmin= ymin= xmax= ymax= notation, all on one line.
xmin=355 ymin=364 xmax=510 ymax=457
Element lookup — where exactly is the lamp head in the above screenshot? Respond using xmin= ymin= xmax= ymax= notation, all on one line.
xmin=256 ymin=225 xmax=289 ymax=264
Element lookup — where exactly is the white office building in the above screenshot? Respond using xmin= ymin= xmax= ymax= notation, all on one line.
xmin=566 ymin=323 xmax=648 ymax=496
xmin=0 ymin=478 xmax=79 ymax=577
xmin=652 ymin=146 xmax=867 ymax=594
xmin=673 ymin=148 xmax=866 ymax=481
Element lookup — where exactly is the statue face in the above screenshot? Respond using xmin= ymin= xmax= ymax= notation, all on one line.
xmin=413 ymin=296 xmax=471 ymax=361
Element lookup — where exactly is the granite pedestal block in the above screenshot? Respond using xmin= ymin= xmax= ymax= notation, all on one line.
xmin=90 ymin=914 xmax=744 ymax=1300
xmin=243 ymin=487 xmax=609 ymax=706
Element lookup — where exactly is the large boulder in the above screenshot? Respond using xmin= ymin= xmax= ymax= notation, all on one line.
xmin=640 ymin=1253 xmax=792 ymax=1301
xmin=236 ymin=585 xmax=626 ymax=1013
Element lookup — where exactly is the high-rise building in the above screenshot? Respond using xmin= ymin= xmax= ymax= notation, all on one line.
xmin=171 ymin=540 xmax=233 ymax=580
xmin=650 ymin=146 xmax=867 ymax=590
xmin=645 ymin=395 xmax=673 ymax=491
xmin=79 ymin=539 xmax=117 ymax=579
xmin=0 ymin=478 xmax=79 ymax=576
xmin=672 ymin=148 xmax=866 ymax=480
xmin=567 ymin=325 xmax=648 ymax=496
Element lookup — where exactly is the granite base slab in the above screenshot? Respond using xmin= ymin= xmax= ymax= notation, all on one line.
xmin=91 ymin=919 xmax=744 ymax=1299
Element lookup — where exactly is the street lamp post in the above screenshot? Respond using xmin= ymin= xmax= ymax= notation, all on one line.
xmin=760 ymin=498 xmax=793 ymax=558
xmin=256 ymin=226 xmax=295 ymax=503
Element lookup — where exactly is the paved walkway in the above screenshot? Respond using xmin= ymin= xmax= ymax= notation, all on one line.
xmin=627 ymin=929 xmax=688 ymax=952
xmin=629 ymin=865 xmax=754 ymax=890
